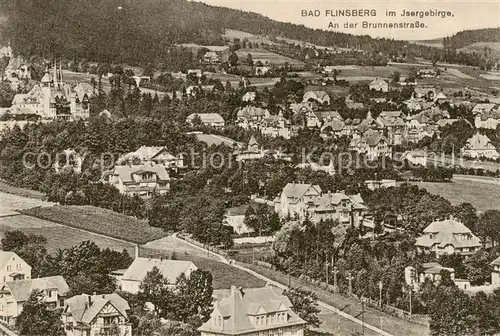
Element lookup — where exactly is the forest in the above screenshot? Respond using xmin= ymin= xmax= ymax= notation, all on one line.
xmin=1 ymin=0 xmax=496 ymax=69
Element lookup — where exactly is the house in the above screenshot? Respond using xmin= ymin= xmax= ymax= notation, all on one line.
xmin=103 ymin=164 xmax=170 ymax=198
xmin=413 ymin=86 xmax=436 ymax=100
xmin=415 ymin=218 xmax=482 ymax=257
xmin=186 ymin=113 xmax=225 ymax=129
xmin=255 ymin=66 xmax=271 ymax=76
xmin=62 ymin=293 xmax=132 ymax=336
xmin=132 ymin=76 xmax=150 ymax=87
xmin=472 ymin=103 xmax=496 ymax=115
xmin=10 ymin=60 xmax=92 ymax=120
xmin=236 ymin=106 xmax=270 ymax=129
xmin=369 ymin=78 xmax=389 ymax=92
xmin=345 ymin=96 xmax=365 ymax=110
xmin=491 ymin=257 xmax=500 ymax=288
xmin=418 ymin=69 xmax=437 ymax=78
xmin=199 ymin=285 xmax=307 ymax=336
xmin=475 ymin=108 xmax=500 ymax=129
xmin=302 ymin=90 xmax=330 ymax=105
xmin=461 ymin=133 xmax=500 ymax=160
xmin=0 ymin=44 xmax=13 ymax=59
xmin=295 ymin=161 xmax=336 ymax=176
xmin=235 ymin=135 xmax=265 ymax=162
xmin=0 ymin=251 xmax=31 ymax=284
xmin=117 ymin=146 xmax=183 ymax=170
xmin=224 ymin=205 xmax=255 ymax=235
xmin=376 ymin=111 xmax=406 ymax=145
xmin=364 ymin=179 xmax=397 ymax=191
xmin=401 ymin=150 xmax=428 ymax=166
xmin=187 ymin=69 xmax=203 ymax=77
xmin=404 ymin=262 xmax=456 ymax=291
xmin=119 ymin=258 xmax=197 ymax=294
xmin=260 ymin=112 xmax=291 ymax=139
xmin=350 ymin=130 xmax=390 ymax=161
xmin=242 ymin=91 xmax=256 ymax=102
xmin=203 ymin=51 xmax=221 ymax=64
xmin=274 ymin=183 xmax=322 ymax=219
xmin=0 ymin=276 xmax=69 ymax=326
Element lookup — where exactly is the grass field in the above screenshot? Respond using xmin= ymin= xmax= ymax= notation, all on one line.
xmin=235 ymin=48 xmax=303 ymax=65
xmin=139 ymin=245 xmax=266 ymax=290
xmin=21 ymin=205 xmax=167 ymax=244
xmin=412 ymin=178 xmax=500 ymax=211
xmin=0 ymin=215 xmax=136 ymax=255
xmin=0 ymin=180 xmax=47 ymax=200
xmin=0 ymin=191 xmax=55 ymax=217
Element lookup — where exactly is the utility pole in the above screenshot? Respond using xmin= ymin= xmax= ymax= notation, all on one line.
xmin=252 ymin=245 xmax=255 ymax=265
xmin=409 ymin=287 xmax=412 ymax=317
xmin=347 ymin=271 xmax=354 ymax=295
xmin=333 ymin=266 xmax=339 ymax=291
xmin=325 ymin=261 xmax=329 ymax=286
xmin=379 ymin=280 xmax=383 ymax=308
xmin=361 ymin=295 xmax=365 ymax=335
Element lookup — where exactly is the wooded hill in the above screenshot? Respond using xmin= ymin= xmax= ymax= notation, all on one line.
xmin=443 ymin=28 xmax=500 ymax=49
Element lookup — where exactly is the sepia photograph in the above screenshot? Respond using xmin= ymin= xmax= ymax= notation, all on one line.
xmin=0 ymin=0 xmax=499 ymax=335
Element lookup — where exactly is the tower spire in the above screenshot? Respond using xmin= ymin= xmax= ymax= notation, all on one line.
xmin=53 ymin=59 xmax=57 ymax=87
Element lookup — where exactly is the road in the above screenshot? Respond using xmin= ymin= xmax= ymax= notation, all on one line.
xmin=172 ymin=233 xmax=397 ymax=336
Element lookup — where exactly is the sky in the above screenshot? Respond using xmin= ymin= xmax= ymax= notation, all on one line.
xmin=195 ymin=0 xmax=500 ymax=40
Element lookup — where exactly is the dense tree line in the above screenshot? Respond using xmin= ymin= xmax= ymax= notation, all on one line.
xmin=443 ymin=28 xmax=500 ymax=49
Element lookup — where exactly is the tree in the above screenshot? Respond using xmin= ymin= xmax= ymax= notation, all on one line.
xmin=246 ymin=53 xmax=254 ymax=66
xmin=429 ymin=285 xmax=475 ymax=336
xmin=16 ymin=290 xmax=65 ymax=336
xmin=452 ymin=203 xmax=478 ymax=232
xmin=228 ymin=52 xmax=239 ymax=66
xmin=174 ymin=269 xmax=214 ymax=325
xmin=283 ymin=287 xmax=321 ymax=329
xmin=138 ymin=266 xmax=175 ymax=316
xmin=477 ymin=210 xmax=500 ymax=247
xmin=0 ymin=81 xmax=15 ymax=107
xmin=390 ymin=71 xmax=401 ymax=84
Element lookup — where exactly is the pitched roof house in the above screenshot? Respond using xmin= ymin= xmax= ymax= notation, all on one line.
xmin=415 ymin=218 xmax=482 ymax=257
xmin=117 ymin=146 xmax=183 ymax=170
xmin=461 ymin=133 xmax=500 ymax=160
xmin=0 ymin=251 xmax=31 ymax=284
xmin=62 ymin=293 xmax=132 ymax=336
xmin=0 ymin=276 xmax=69 ymax=326
xmin=104 ymin=164 xmax=170 ymax=198
xmin=303 ymin=90 xmax=331 ymax=105
xmin=186 ymin=113 xmax=225 ymax=128
xmin=119 ymin=258 xmax=198 ymax=294
xmin=199 ymin=285 xmax=307 ymax=336
xmin=472 ymin=103 xmax=496 ymax=115
xmin=369 ymin=78 xmax=389 ymax=92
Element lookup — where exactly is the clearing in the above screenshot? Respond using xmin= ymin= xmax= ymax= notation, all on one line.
xmin=0 ymin=215 xmax=136 ymax=255
xmin=235 ymin=48 xmax=303 ymax=65
xmin=412 ymin=177 xmax=500 ymax=211
xmin=21 ymin=205 xmax=167 ymax=244
xmin=0 ymin=191 xmax=55 ymax=217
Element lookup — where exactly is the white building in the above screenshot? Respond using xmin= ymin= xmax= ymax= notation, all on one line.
xmin=415 ymin=218 xmax=482 ymax=257
xmin=369 ymin=78 xmax=389 ymax=92
xmin=117 ymin=146 xmax=183 ymax=171
xmin=103 ymin=164 xmax=170 ymax=198
xmin=62 ymin=293 xmax=132 ymax=336
xmin=461 ymin=133 xmax=500 ymax=160
xmin=0 ymin=276 xmax=69 ymax=326
xmin=199 ymin=285 xmax=307 ymax=336
xmin=186 ymin=113 xmax=225 ymax=129
xmin=119 ymin=258 xmax=197 ymax=294
xmin=10 ymin=61 xmax=92 ymax=120
xmin=0 ymin=251 xmax=31 ymax=284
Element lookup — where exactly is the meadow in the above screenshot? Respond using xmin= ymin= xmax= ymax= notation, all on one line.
xmin=21 ymin=205 xmax=167 ymax=244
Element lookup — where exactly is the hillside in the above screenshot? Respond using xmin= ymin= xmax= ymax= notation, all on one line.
xmin=0 ymin=0 xmax=425 ymax=65
xmin=443 ymin=27 xmax=500 ymax=49
xmin=459 ymin=42 xmax=500 ymax=59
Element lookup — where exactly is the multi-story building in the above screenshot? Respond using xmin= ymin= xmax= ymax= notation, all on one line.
xmin=236 ymin=106 xmax=270 ymax=130
xmin=186 ymin=113 xmax=225 ymax=129
xmin=461 ymin=133 xmax=500 ymax=160
xmin=491 ymin=257 xmax=500 ymax=288
xmin=118 ymin=258 xmax=197 ymax=294
xmin=415 ymin=218 xmax=482 ymax=257
xmin=350 ymin=130 xmax=390 ymax=161
xmin=10 ymin=61 xmax=92 ymax=120
xmin=103 ymin=164 xmax=170 ymax=198
xmin=62 ymin=293 xmax=132 ymax=336
xmin=0 ymin=251 xmax=31 ymax=284
xmin=273 ymin=183 xmax=368 ymax=227
xmin=0 ymin=276 xmax=69 ymax=326
xmin=199 ymin=285 xmax=307 ymax=336
xmin=376 ymin=111 xmax=406 ymax=146
xmin=369 ymin=78 xmax=389 ymax=92
xmin=117 ymin=146 xmax=183 ymax=171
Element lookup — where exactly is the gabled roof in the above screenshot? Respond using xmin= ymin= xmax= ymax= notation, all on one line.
xmin=110 ymin=164 xmax=170 ymax=182
xmin=4 ymin=276 xmax=69 ymax=302
xmin=122 ymin=146 xmax=176 ymax=162
xmin=416 ymin=219 xmax=482 ymax=249
xmin=281 ymin=183 xmax=322 ymax=203
xmin=199 ymin=286 xmax=306 ymax=334
xmin=65 ymin=293 xmax=130 ymax=324
xmin=491 ymin=256 xmax=500 ymax=266
xmin=363 ymin=130 xmax=387 ymax=147
xmin=0 ymin=251 xmax=29 ymax=270
xmin=303 ymin=90 xmax=330 ymax=102
xmin=121 ymin=258 xmax=197 ymax=284
xmin=187 ymin=113 xmax=225 ymax=124
xmin=369 ymin=78 xmax=388 ymax=86
xmin=237 ymin=106 xmax=269 ymax=119
xmin=463 ymin=133 xmax=496 ymax=150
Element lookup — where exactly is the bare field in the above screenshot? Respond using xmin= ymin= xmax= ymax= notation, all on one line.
xmin=412 ymin=179 xmax=500 ymax=211
xmin=235 ymin=48 xmax=304 ymax=65
xmin=0 ymin=191 xmax=55 ymax=217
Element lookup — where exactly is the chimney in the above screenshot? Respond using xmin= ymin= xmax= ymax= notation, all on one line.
xmin=88 ymin=295 xmax=92 ymax=306
xmin=238 ymin=286 xmax=245 ymax=297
